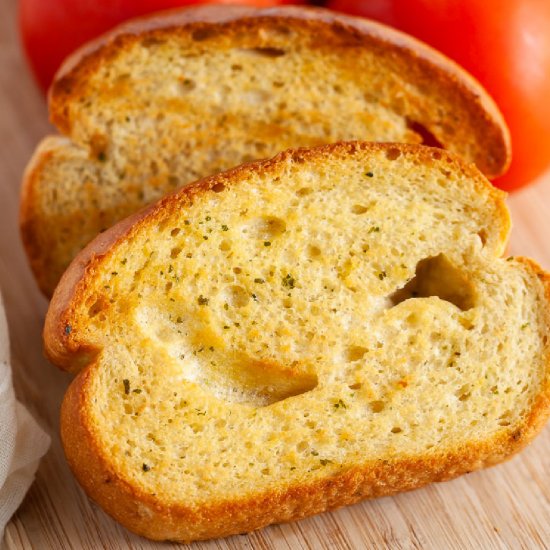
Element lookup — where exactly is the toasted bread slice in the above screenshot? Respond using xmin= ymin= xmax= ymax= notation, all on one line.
xmin=21 ymin=5 xmax=510 ymax=297
xmin=45 ymin=142 xmax=549 ymax=542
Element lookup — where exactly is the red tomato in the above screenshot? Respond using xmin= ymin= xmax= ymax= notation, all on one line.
xmin=19 ymin=0 xmax=300 ymax=93
xmin=328 ymin=0 xmax=550 ymax=191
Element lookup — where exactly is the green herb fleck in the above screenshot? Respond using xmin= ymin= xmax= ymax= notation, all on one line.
xmin=176 ymin=316 xmax=183 ymax=324
xmin=521 ymin=323 xmax=528 ymax=329
xmin=224 ymin=303 xmax=229 ymax=311
xmin=111 ymin=271 xmax=118 ymax=276
xmin=123 ymin=379 xmax=130 ymax=395
xmin=311 ymin=450 xmax=319 ymax=456
xmin=198 ymin=295 xmax=209 ymax=306
xmin=184 ymin=220 xmax=190 ymax=225
xmin=203 ymin=235 xmax=208 ymax=240
xmin=205 ymin=216 xmax=211 ymax=221
xmin=365 ymin=171 xmax=374 ymax=178
xmin=195 ymin=409 xmax=207 ymax=416
xmin=334 ymin=399 xmax=347 ymax=409
xmin=320 ymin=459 xmax=333 ymax=466
xmin=64 ymin=325 xmax=72 ymax=335
xmin=132 ymin=388 xmax=142 ymax=394
xmin=368 ymin=226 xmax=380 ymax=234
xmin=282 ymin=273 xmax=295 ymax=289
xmin=378 ymin=271 xmax=387 ymax=280
xmin=221 ymin=224 xmax=229 ymax=231
xmin=121 ymin=258 xmax=127 ymax=265
xmin=264 ymin=241 xmax=271 ymax=247
xmin=254 ymin=278 xmax=265 ymax=284
xmin=142 ymin=463 xmax=150 ymax=472
xmin=223 ymin=325 xmax=230 ymax=330
xmin=506 ymin=257 xmax=514 ymax=262
xmin=251 ymin=293 xmax=258 ymax=302
xmin=98 ymin=151 xmax=107 ymax=162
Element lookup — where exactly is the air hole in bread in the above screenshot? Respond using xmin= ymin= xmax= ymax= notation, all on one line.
xmin=385 ymin=147 xmax=401 ymax=161
xmin=178 ymin=78 xmax=196 ymax=94
xmin=170 ymin=247 xmax=182 ymax=259
xmin=345 ymin=346 xmax=368 ymax=362
xmin=406 ymin=119 xmax=444 ymax=148
xmin=88 ymin=297 xmax=108 ymax=318
xmin=245 ymin=216 xmax=286 ymax=240
xmin=498 ymin=411 xmax=512 ymax=427
xmin=224 ymin=285 xmax=250 ymax=308
xmin=390 ymin=254 xmax=476 ymax=311
xmin=240 ymin=47 xmax=286 ymax=58
xmin=478 ymin=229 xmax=488 ymax=246
xmin=370 ymin=401 xmax=385 ymax=413
xmin=307 ymin=245 xmax=321 ymax=259
xmin=192 ymin=355 xmax=318 ymax=407
xmin=351 ymin=204 xmax=369 ymax=215
xmin=456 ymin=385 xmax=471 ymax=401
xmin=211 ymin=182 xmax=226 ymax=193
xmin=170 ymin=228 xmax=180 ymax=237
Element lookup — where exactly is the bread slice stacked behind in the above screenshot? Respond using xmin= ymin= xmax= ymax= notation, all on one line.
xmin=21 ymin=5 xmax=510 ymax=296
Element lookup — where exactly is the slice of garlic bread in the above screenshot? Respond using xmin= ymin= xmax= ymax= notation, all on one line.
xmin=44 ymin=142 xmax=549 ymax=542
xmin=21 ymin=5 xmax=510 ymax=296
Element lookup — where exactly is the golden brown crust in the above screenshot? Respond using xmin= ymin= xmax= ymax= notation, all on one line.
xmin=20 ymin=137 xmax=75 ymax=296
xmin=49 ymin=5 xmax=509 ymax=178
xmin=513 ymin=257 xmax=550 ymax=439
xmin=47 ymin=141 xmax=549 ymax=542
xmin=20 ymin=142 xmax=48 ymax=295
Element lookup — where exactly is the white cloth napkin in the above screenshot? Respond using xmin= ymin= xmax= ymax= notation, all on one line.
xmin=0 ymin=291 xmax=50 ymax=542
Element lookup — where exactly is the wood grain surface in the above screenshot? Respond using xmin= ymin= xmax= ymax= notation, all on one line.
xmin=1 ymin=0 xmax=549 ymax=548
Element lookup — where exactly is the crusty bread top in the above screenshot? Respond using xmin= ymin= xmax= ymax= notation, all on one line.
xmin=50 ymin=5 xmax=509 ymax=178
xmin=44 ymin=142 xmax=549 ymax=542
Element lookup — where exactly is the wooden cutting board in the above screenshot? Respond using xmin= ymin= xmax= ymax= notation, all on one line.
xmin=1 ymin=1 xmax=548 ymax=548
